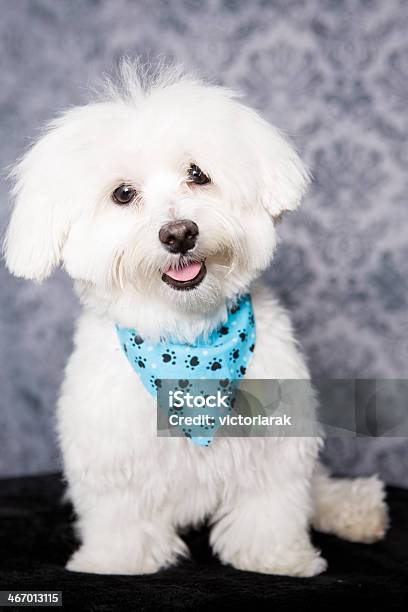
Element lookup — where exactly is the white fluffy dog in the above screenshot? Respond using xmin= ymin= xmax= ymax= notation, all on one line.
xmin=4 ymin=63 xmax=388 ymax=577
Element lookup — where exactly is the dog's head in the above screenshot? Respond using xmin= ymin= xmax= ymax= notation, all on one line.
xmin=4 ymin=63 xmax=309 ymax=317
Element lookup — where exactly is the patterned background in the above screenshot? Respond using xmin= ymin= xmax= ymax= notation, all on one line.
xmin=0 ymin=0 xmax=407 ymax=485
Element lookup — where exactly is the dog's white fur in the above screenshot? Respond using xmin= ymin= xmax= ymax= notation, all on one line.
xmin=4 ymin=63 xmax=388 ymax=576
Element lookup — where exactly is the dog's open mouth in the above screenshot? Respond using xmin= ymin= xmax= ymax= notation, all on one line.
xmin=162 ymin=261 xmax=206 ymax=291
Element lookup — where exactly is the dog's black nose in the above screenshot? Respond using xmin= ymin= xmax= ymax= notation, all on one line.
xmin=159 ymin=220 xmax=199 ymax=254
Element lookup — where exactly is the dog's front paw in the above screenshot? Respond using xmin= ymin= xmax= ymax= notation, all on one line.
xmin=66 ymin=547 xmax=165 ymax=575
xmin=223 ymin=546 xmax=327 ymax=578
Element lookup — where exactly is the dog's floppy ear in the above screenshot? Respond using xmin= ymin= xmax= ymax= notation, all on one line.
xmin=243 ymin=107 xmax=310 ymax=219
xmin=4 ymin=123 xmax=73 ymax=281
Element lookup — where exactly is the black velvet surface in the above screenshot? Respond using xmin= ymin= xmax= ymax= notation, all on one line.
xmin=0 ymin=474 xmax=407 ymax=611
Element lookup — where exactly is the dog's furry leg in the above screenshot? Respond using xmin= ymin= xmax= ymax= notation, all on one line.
xmin=210 ymin=438 xmax=327 ymax=577
xmin=211 ymin=489 xmax=327 ymax=578
xmin=311 ymin=465 xmax=389 ymax=543
xmin=66 ymin=482 xmax=188 ymax=575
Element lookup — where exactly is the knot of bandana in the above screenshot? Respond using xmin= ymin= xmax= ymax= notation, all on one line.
xmin=116 ymin=294 xmax=256 ymax=446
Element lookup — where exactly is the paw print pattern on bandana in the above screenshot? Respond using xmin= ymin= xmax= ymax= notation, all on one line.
xmin=184 ymin=354 xmax=200 ymax=370
xmin=178 ymin=379 xmax=191 ymax=391
xmin=206 ymin=357 xmax=223 ymax=371
xmin=135 ymin=356 xmax=147 ymax=369
xmin=130 ymin=334 xmax=144 ymax=348
xmin=150 ymin=376 xmax=162 ymax=389
xmin=238 ymin=329 xmax=247 ymax=342
xmin=229 ymin=348 xmax=240 ymax=363
xmin=116 ymin=294 xmax=256 ymax=445
xmin=162 ymin=350 xmax=176 ymax=365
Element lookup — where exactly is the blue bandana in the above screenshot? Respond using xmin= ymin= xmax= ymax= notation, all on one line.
xmin=116 ymin=294 xmax=255 ymax=446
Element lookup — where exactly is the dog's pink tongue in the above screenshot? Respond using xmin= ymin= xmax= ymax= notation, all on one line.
xmin=164 ymin=262 xmax=201 ymax=281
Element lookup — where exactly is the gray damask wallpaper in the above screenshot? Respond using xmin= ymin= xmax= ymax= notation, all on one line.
xmin=0 ymin=0 xmax=407 ymax=484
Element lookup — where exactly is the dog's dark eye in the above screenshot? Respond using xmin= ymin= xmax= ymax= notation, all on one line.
xmin=112 ymin=184 xmax=136 ymax=205
xmin=187 ymin=164 xmax=210 ymax=185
